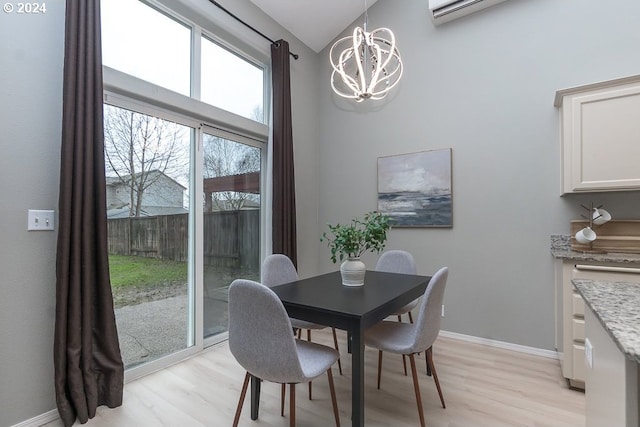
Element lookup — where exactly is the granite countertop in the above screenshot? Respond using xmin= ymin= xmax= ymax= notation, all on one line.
xmin=552 ymin=249 xmax=640 ymax=263
xmin=573 ymin=279 xmax=640 ymax=363
xmin=551 ymin=234 xmax=640 ymax=263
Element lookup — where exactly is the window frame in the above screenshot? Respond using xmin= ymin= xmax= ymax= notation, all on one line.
xmin=102 ymin=0 xmax=193 ymax=96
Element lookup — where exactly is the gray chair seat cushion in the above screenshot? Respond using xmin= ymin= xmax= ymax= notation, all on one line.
xmin=296 ymin=340 xmax=339 ymax=381
xmin=393 ymin=298 xmax=419 ymax=316
xmin=376 ymin=250 xmax=420 ymax=317
xmin=365 ymin=321 xmax=416 ymax=354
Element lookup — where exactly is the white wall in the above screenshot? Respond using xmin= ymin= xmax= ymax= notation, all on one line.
xmin=0 ymin=0 xmax=321 ymax=425
xmin=316 ymin=0 xmax=640 ymax=349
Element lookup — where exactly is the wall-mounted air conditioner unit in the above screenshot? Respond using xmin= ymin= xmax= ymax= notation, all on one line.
xmin=429 ymin=0 xmax=509 ymax=25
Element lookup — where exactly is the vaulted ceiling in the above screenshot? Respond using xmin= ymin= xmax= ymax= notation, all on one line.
xmin=248 ymin=0 xmax=379 ymax=53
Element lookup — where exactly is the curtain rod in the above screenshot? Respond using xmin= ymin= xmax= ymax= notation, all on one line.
xmin=208 ymin=0 xmax=299 ymax=60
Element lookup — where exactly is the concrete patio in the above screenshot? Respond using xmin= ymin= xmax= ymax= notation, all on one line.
xmin=115 ymin=285 xmax=230 ymax=368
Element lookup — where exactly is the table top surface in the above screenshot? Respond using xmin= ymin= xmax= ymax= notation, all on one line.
xmin=271 ymin=270 xmax=430 ymax=326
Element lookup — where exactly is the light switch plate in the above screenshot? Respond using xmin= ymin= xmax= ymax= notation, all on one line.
xmin=28 ymin=209 xmax=55 ymax=231
xmin=585 ymin=337 xmax=593 ymax=368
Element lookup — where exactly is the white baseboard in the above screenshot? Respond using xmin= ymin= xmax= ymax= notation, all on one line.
xmin=11 ymin=409 xmax=59 ymax=427
xmin=439 ymin=330 xmax=559 ymax=360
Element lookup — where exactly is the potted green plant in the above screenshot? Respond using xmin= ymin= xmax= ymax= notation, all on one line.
xmin=321 ymin=211 xmax=391 ymax=286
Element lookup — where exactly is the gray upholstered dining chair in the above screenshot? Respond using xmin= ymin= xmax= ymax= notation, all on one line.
xmin=228 ymin=279 xmax=341 ymax=427
xmin=365 ymin=267 xmax=449 ymax=427
xmin=375 ymin=249 xmax=419 ymax=375
xmin=376 ymin=250 xmax=420 ymax=321
xmin=262 ymin=254 xmax=343 ymax=379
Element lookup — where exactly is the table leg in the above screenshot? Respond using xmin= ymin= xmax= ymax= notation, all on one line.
xmin=351 ymin=325 xmax=365 ymax=427
xmin=250 ymin=375 xmax=261 ymax=420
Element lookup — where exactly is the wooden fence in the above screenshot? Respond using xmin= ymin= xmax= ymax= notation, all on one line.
xmin=107 ymin=210 xmax=259 ymax=269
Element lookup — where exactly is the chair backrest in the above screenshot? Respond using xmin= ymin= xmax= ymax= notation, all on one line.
xmin=228 ymin=279 xmax=307 ymax=383
xmin=410 ymin=267 xmax=449 ymax=353
xmin=262 ymin=254 xmax=298 ymax=288
xmin=375 ymin=250 xmax=417 ymax=275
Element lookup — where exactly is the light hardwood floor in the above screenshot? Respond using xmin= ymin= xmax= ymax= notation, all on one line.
xmin=44 ymin=331 xmax=585 ymax=427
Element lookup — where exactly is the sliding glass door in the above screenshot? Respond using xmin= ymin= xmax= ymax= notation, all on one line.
xmin=104 ymin=103 xmax=194 ymax=369
xmin=202 ymin=130 xmax=262 ymax=339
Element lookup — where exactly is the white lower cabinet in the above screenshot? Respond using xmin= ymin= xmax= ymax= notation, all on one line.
xmin=557 ymin=261 xmax=588 ymax=388
xmin=584 ymin=307 xmax=639 ymax=427
xmin=556 ymin=260 xmax=640 ymax=389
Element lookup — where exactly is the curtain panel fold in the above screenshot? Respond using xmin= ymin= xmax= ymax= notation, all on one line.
xmin=271 ymin=40 xmax=298 ymax=267
xmin=54 ymin=1 xmax=124 ymax=425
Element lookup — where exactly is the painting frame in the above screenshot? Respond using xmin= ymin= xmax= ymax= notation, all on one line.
xmin=377 ymin=148 xmax=453 ymax=228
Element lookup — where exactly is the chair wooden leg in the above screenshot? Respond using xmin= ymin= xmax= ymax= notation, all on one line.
xmin=409 ymin=354 xmax=426 ymax=427
xmin=233 ymin=372 xmax=251 ymax=427
xmin=377 ymin=350 xmax=383 ymax=389
xmin=327 ymin=368 xmax=341 ymax=427
xmin=307 ymin=330 xmax=313 ymax=400
xmin=331 ymin=328 xmax=343 ymax=375
xmin=427 ymin=347 xmax=446 ymax=409
xmin=281 ymin=383 xmax=286 ymax=416
xmin=397 ymin=315 xmax=408 ymax=376
xmin=426 ymin=346 xmax=432 ymax=376
xmin=289 ymin=383 xmax=296 ymax=427
xmin=408 ymin=311 xmax=414 ymax=324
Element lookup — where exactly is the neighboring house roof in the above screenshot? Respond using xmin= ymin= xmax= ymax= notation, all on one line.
xmin=106 ymin=170 xmax=187 ymax=190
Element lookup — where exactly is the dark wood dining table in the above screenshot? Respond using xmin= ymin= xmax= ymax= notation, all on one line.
xmin=259 ymin=269 xmax=431 ymax=427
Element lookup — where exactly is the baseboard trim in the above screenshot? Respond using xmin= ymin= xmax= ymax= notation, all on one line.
xmin=439 ymin=330 xmax=559 ymax=360
xmin=11 ymin=409 xmax=59 ymax=427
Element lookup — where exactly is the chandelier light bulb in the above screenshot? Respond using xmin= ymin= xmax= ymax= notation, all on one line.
xmin=330 ymin=25 xmax=403 ymax=102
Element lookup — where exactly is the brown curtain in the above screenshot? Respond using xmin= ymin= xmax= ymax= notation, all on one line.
xmin=54 ymin=1 xmax=124 ymax=426
xmin=271 ymin=40 xmax=298 ymax=267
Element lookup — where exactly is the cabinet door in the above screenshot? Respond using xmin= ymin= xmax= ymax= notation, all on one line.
xmin=585 ymin=307 xmax=639 ymax=427
xmin=560 ymin=77 xmax=640 ymax=193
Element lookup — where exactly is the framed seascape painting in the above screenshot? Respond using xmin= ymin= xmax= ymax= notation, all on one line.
xmin=377 ymin=148 xmax=453 ymax=227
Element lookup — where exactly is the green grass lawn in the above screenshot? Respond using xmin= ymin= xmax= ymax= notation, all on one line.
xmin=109 ymin=255 xmax=188 ymax=307
xmin=109 ymin=255 xmax=187 ymax=290
xmin=108 ymin=254 xmax=259 ymax=307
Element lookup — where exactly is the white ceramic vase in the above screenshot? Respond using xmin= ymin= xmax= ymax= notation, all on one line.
xmin=340 ymin=257 xmax=366 ymax=286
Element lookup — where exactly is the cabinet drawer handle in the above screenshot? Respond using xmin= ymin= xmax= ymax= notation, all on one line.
xmin=575 ymin=264 xmax=640 ymax=274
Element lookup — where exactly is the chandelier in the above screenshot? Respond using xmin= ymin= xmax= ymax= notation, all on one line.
xmin=329 ymin=1 xmax=403 ymax=102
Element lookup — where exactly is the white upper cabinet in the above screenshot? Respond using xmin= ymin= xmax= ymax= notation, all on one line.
xmin=555 ymin=75 xmax=640 ymax=195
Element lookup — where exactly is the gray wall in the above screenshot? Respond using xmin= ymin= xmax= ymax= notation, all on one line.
xmin=316 ymin=0 xmax=640 ymax=349
xmin=0 ymin=3 xmax=65 ymax=426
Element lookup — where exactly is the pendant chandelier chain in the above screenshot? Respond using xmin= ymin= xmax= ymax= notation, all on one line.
xmin=363 ymin=0 xmax=368 ymax=32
